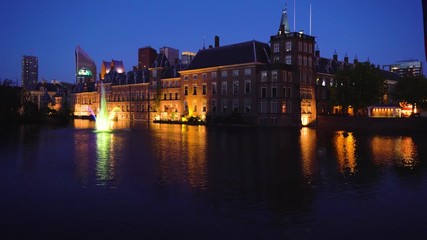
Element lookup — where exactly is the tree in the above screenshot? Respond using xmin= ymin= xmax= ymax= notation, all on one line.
xmin=328 ymin=62 xmax=386 ymax=114
xmin=394 ymin=75 xmax=427 ymax=111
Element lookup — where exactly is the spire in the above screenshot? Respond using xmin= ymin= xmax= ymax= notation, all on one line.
xmin=278 ymin=4 xmax=291 ymax=35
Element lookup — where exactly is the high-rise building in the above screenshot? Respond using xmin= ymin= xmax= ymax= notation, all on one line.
xmin=160 ymin=46 xmax=179 ymax=64
xmin=138 ymin=47 xmax=157 ymax=69
xmin=21 ymin=55 xmax=38 ymax=89
xmin=181 ymin=51 xmax=196 ymax=65
xmin=387 ymin=60 xmax=423 ymax=77
xmin=75 ymin=45 xmax=97 ymax=84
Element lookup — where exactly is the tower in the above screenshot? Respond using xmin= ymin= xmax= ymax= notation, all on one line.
xmin=270 ymin=3 xmax=317 ymax=126
xmin=21 ymin=55 xmax=38 ymax=90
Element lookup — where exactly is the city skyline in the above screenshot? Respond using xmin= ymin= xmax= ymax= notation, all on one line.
xmin=0 ymin=0 xmax=424 ymax=83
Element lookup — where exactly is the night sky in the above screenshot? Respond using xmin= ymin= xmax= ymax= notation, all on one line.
xmin=0 ymin=0 xmax=424 ymax=84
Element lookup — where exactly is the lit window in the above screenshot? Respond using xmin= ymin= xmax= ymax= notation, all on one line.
xmin=222 ymin=82 xmax=227 ymax=95
xmin=273 ymin=43 xmax=280 ymax=53
xmin=286 ymin=41 xmax=292 ymax=52
xmin=286 ymin=55 xmax=292 ymax=65
xmin=233 ymin=70 xmax=239 ymax=77
xmin=221 ymin=71 xmax=228 ymax=78
xmin=261 ymin=71 xmax=267 ymax=82
xmin=244 ymin=68 xmax=251 ymax=76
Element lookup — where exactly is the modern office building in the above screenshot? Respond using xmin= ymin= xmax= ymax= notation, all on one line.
xmin=386 ymin=60 xmax=423 ymax=77
xmin=21 ymin=55 xmax=38 ymax=89
xmin=160 ymin=46 xmax=179 ymax=64
xmin=75 ymin=45 xmax=97 ymax=84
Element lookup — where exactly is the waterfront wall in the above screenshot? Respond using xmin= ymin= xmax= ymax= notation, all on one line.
xmin=316 ymin=115 xmax=427 ymax=131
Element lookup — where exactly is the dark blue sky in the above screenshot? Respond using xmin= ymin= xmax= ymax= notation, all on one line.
xmin=0 ymin=0 xmax=424 ymax=83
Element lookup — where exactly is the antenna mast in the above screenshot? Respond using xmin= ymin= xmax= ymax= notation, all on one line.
xmin=293 ymin=0 xmax=296 ymax=31
xmin=310 ymin=3 xmax=312 ymax=35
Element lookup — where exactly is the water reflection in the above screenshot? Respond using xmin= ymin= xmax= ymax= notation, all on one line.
xmin=333 ymin=131 xmax=357 ymax=174
xmin=73 ymin=126 xmax=118 ymax=187
xmin=300 ymin=127 xmax=317 ymax=180
xmin=151 ymin=124 xmax=207 ymax=189
xmin=96 ymin=132 xmax=116 ymax=185
xmin=370 ymin=136 xmax=418 ymax=169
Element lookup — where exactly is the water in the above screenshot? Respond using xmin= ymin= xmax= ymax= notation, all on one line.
xmin=1 ymin=120 xmax=427 ymax=239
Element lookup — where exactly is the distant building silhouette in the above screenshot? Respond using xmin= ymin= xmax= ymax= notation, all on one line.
xmin=138 ymin=47 xmax=157 ymax=69
xmin=384 ymin=60 xmax=423 ymax=77
xmin=22 ymin=55 xmax=38 ymax=90
xmin=75 ymin=45 xmax=97 ymax=85
xmin=160 ymin=46 xmax=179 ymax=65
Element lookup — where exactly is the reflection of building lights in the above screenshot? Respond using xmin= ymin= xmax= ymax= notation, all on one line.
xmin=334 ymin=131 xmax=357 ymax=174
xmin=301 ymin=116 xmax=308 ymax=126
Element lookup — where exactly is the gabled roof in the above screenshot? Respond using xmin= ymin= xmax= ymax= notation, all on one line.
xmin=162 ymin=63 xmax=189 ymax=79
xmin=184 ymin=40 xmax=271 ymax=71
xmin=152 ymin=53 xmax=170 ymax=68
xmin=315 ymin=57 xmax=352 ymax=75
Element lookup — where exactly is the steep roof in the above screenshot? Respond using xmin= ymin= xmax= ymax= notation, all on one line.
xmin=152 ymin=53 xmax=170 ymax=68
xmin=315 ymin=57 xmax=352 ymax=75
xmin=184 ymin=40 xmax=271 ymax=71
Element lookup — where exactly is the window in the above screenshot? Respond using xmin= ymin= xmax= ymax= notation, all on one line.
xmin=272 ymin=71 xmax=278 ymax=82
xmin=244 ymin=68 xmax=251 ymax=76
xmin=221 ymin=71 xmax=228 ymax=78
xmin=153 ymin=69 xmax=157 ymax=78
xmin=233 ymin=81 xmax=239 ymax=94
xmin=175 ymin=92 xmax=179 ymax=100
xmin=261 ymin=71 xmax=267 ymax=82
xmin=202 ymin=73 xmax=207 ymax=80
xmin=184 ymin=75 xmax=189 ymax=80
xmin=184 ymin=85 xmax=188 ymax=95
xmin=211 ymin=72 xmax=217 ymax=79
xmin=286 ymin=55 xmax=292 ymax=65
xmin=222 ymin=99 xmax=227 ymax=112
xmin=163 ymin=93 xmax=166 ymax=100
xmin=244 ymin=99 xmax=251 ymax=112
xmin=169 ymin=93 xmax=172 ymax=100
xmin=261 ymin=87 xmax=267 ymax=98
xmin=260 ymin=102 xmax=267 ymax=113
xmin=202 ymin=83 xmax=207 ymax=95
xmin=233 ymin=99 xmax=239 ymax=112
xmin=308 ymin=57 xmax=312 ymax=67
xmin=202 ymin=100 xmax=207 ymax=112
xmin=222 ymin=81 xmax=227 ymax=95
xmin=193 ymin=84 xmax=197 ymax=95
xmin=193 ymin=100 xmax=197 ymax=112
xmin=287 ymin=102 xmax=292 ymax=113
xmin=303 ymin=42 xmax=307 ymax=53
xmin=298 ymin=55 xmax=302 ymax=66
xmin=271 ymin=87 xmax=277 ymax=98
xmin=273 ymin=43 xmax=280 ymax=53
xmin=303 ymin=56 xmax=307 ymax=66
xmin=212 ymin=82 xmax=217 ymax=95
xmin=245 ymin=80 xmax=251 ymax=94
xmin=193 ymin=74 xmax=198 ymax=80
xmin=211 ymin=99 xmax=217 ymax=112
xmin=233 ymin=70 xmax=239 ymax=77
xmin=184 ymin=100 xmax=188 ymax=111
xmin=288 ymin=72 xmax=293 ymax=82
xmin=285 ymin=41 xmax=292 ymax=52
xmin=281 ymin=102 xmax=287 ymax=113
xmin=271 ymin=102 xmax=277 ymax=113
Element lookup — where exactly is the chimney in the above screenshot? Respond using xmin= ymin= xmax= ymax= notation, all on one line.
xmin=333 ymin=50 xmax=338 ymax=61
xmin=354 ymin=55 xmax=358 ymax=64
xmin=215 ymin=35 xmax=220 ymax=48
xmin=344 ymin=52 xmax=349 ymax=64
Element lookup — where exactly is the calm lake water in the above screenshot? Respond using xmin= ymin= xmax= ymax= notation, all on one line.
xmin=1 ymin=120 xmax=427 ymax=239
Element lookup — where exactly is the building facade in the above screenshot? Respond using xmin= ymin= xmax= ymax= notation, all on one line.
xmin=22 ymin=55 xmax=38 ymax=90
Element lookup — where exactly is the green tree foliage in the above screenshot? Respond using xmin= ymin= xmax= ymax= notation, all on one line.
xmin=328 ymin=62 xmax=386 ymax=114
xmin=394 ymin=75 xmax=427 ymax=110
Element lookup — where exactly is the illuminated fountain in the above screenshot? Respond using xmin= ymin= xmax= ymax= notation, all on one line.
xmin=95 ymin=83 xmax=111 ymax=132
